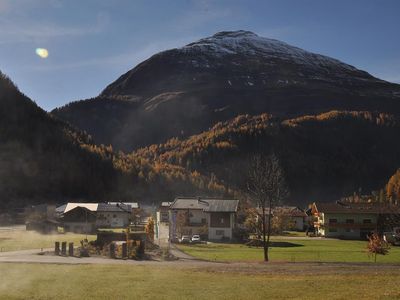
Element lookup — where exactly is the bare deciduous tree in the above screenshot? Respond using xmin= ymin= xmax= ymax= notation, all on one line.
xmin=367 ymin=232 xmax=390 ymax=262
xmin=247 ymin=153 xmax=288 ymax=262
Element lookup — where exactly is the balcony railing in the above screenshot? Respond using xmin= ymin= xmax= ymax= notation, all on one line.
xmin=315 ymin=222 xmax=376 ymax=229
xmin=188 ymin=222 xmax=207 ymax=227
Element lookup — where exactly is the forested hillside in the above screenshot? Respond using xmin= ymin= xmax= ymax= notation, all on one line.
xmin=387 ymin=169 xmax=400 ymax=201
xmin=3 ymin=69 xmax=399 ymax=208
xmin=0 ymin=72 xmax=228 ymax=208
xmin=130 ymin=111 xmax=400 ymax=204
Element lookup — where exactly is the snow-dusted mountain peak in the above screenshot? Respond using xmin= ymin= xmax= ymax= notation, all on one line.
xmin=54 ymin=30 xmax=400 ymax=152
xmin=182 ymin=30 xmax=289 ymax=55
xmin=211 ymin=30 xmax=259 ymax=38
xmin=180 ymin=30 xmax=358 ymax=72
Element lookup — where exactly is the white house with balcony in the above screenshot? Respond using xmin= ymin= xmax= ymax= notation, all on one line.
xmin=311 ymin=201 xmax=400 ymax=239
xmin=169 ymin=197 xmax=239 ymax=241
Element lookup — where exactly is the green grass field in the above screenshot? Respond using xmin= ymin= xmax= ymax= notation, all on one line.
xmin=0 ymin=227 xmax=96 ymax=252
xmin=0 ymin=263 xmax=399 ymax=299
xmin=177 ymin=238 xmax=400 ymax=263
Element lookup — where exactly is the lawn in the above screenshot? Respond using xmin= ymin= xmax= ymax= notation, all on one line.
xmin=177 ymin=238 xmax=400 ymax=263
xmin=0 ymin=226 xmax=96 ymax=252
xmin=0 ymin=263 xmax=399 ymax=299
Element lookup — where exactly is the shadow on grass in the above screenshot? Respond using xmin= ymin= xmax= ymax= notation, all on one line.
xmin=247 ymin=240 xmax=304 ymax=248
xmin=269 ymin=241 xmax=304 ymax=248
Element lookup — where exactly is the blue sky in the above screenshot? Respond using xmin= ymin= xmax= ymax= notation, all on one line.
xmin=1 ymin=0 xmax=399 ymax=111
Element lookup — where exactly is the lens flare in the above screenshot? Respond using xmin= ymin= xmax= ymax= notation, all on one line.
xmin=35 ymin=48 xmax=49 ymax=58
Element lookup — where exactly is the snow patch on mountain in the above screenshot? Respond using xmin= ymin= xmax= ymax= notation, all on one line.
xmin=180 ymin=30 xmax=358 ymax=73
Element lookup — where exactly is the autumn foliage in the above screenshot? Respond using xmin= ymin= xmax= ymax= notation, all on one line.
xmin=367 ymin=232 xmax=390 ymax=262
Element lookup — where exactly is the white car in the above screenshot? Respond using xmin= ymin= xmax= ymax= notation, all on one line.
xmin=191 ymin=235 xmax=201 ymax=243
xmin=180 ymin=235 xmax=191 ymax=243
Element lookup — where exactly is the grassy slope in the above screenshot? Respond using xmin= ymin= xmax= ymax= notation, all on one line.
xmin=0 ymin=263 xmax=399 ymax=299
xmin=177 ymin=238 xmax=400 ymax=263
xmin=0 ymin=228 xmax=95 ymax=252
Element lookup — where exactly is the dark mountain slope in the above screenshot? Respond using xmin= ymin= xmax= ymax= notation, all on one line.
xmin=53 ymin=30 xmax=400 ymax=151
xmin=0 ymin=72 xmax=231 ymax=208
xmin=0 ymin=72 xmax=119 ymax=208
xmin=131 ymin=111 xmax=400 ymax=204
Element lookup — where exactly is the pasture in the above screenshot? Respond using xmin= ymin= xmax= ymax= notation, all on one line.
xmin=177 ymin=238 xmax=400 ymax=263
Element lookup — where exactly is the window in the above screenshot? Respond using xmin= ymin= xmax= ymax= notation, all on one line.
xmin=220 ymin=218 xmax=224 ymax=224
xmin=329 ymin=219 xmax=337 ymax=223
xmin=363 ymin=219 xmax=372 ymax=224
xmin=113 ymin=214 xmax=117 ymax=218
xmin=216 ymin=230 xmax=225 ymax=236
xmin=201 ymin=218 xmax=206 ymax=224
xmin=346 ymin=219 xmax=354 ymax=224
xmin=329 ymin=228 xmax=337 ymax=233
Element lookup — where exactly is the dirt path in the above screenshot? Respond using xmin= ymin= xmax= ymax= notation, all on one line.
xmin=168 ymin=243 xmax=197 ymax=260
xmin=155 ymin=222 xmax=169 ymax=247
xmin=1 ymin=248 xmax=400 ymax=276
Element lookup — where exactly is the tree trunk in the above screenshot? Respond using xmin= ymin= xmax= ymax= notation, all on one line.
xmin=262 ymin=204 xmax=268 ymax=261
xmin=265 ymin=200 xmax=273 ymax=262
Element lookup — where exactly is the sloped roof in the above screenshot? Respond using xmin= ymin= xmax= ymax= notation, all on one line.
xmin=55 ymin=204 xmax=67 ymax=213
xmin=313 ymin=202 xmax=400 ymax=214
xmin=256 ymin=206 xmax=306 ymax=217
xmin=64 ymin=203 xmax=98 ymax=214
xmin=98 ymin=203 xmax=131 ymax=213
xmin=61 ymin=203 xmax=132 ymax=214
xmin=171 ymin=197 xmax=239 ymax=212
xmin=273 ymin=206 xmax=307 ymax=217
xmin=108 ymin=202 xmax=139 ymax=209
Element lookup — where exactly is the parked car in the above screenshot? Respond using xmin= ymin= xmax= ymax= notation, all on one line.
xmin=191 ymin=235 xmax=201 ymax=243
xmin=383 ymin=232 xmax=400 ymax=246
xmin=169 ymin=234 xmax=179 ymax=243
xmin=180 ymin=235 xmax=191 ymax=243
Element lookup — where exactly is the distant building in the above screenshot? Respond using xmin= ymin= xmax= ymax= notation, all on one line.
xmin=62 ymin=206 xmax=97 ymax=233
xmin=311 ymin=201 xmax=400 ymax=239
xmin=158 ymin=202 xmax=172 ymax=223
xmin=270 ymin=206 xmax=307 ymax=231
xmin=24 ymin=204 xmax=58 ymax=233
xmin=96 ymin=203 xmax=131 ymax=228
xmin=25 ymin=204 xmax=56 ymax=222
xmin=26 ymin=219 xmax=60 ymax=234
xmin=108 ymin=202 xmax=140 ymax=211
xmin=169 ymin=197 xmax=239 ymax=241
xmin=61 ymin=203 xmax=99 ymax=214
xmin=58 ymin=202 xmax=132 ymax=232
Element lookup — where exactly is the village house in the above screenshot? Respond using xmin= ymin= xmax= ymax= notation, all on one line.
xmin=96 ymin=203 xmax=132 ymax=228
xmin=108 ymin=202 xmax=140 ymax=213
xmin=25 ymin=204 xmax=60 ymax=233
xmin=311 ymin=201 xmax=400 ymax=239
xmin=158 ymin=202 xmax=172 ymax=223
xmin=108 ymin=202 xmax=142 ymax=225
xmin=273 ymin=206 xmax=307 ymax=231
xmin=58 ymin=202 xmax=132 ymax=233
xmin=257 ymin=206 xmax=307 ymax=231
xmin=169 ymin=197 xmax=239 ymax=241
xmin=62 ymin=205 xmax=97 ymax=233
xmin=25 ymin=204 xmax=56 ymax=221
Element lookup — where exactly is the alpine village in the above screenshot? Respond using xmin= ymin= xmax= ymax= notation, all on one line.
xmin=1 ymin=3 xmax=400 ymax=299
